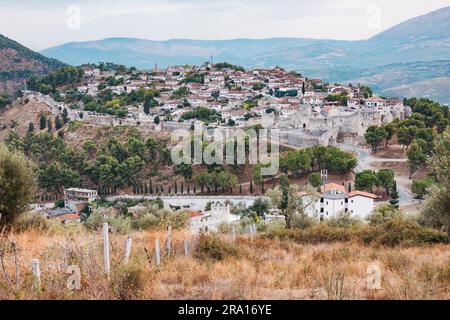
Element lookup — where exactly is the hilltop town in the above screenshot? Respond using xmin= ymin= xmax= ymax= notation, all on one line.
xmin=3 ymin=62 xmax=410 ymax=149
xmin=0 ymin=61 xmax=438 ymax=229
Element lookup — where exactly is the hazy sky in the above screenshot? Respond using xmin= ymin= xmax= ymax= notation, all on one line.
xmin=1 ymin=0 xmax=449 ymax=51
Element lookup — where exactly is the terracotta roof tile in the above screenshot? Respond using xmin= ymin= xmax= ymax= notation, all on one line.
xmin=321 ymin=183 xmax=346 ymax=193
xmin=348 ymin=190 xmax=378 ymax=199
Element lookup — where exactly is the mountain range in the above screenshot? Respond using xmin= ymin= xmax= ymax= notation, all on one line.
xmin=0 ymin=35 xmax=66 ymax=96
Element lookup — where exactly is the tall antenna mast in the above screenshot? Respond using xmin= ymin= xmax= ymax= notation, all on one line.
xmin=320 ymin=169 xmax=328 ymax=190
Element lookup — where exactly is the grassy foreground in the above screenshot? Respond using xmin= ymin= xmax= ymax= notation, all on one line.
xmin=0 ymin=226 xmax=449 ymax=300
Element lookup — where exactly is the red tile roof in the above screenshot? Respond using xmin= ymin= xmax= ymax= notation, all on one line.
xmin=348 ymin=190 xmax=378 ymax=199
xmin=189 ymin=211 xmax=204 ymax=218
xmin=321 ymin=183 xmax=346 ymax=193
xmin=59 ymin=213 xmax=81 ymax=221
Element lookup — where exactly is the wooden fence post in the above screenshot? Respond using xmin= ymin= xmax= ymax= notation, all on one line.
xmin=124 ymin=236 xmax=132 ymax=264
xmin=184 ymin=239 xmax=190 ymax=257
xmin=31 ymin=259 xmax=41 ymax=291
xmin=102 ymin=222 xmax=110 ymax=276
xmin=167 ymin=225 xmax=172 ymax=256
xmin=155 ymin=239 xmax=161 ymax=266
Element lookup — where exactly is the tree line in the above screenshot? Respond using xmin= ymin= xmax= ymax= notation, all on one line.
xmin=279 ymin=145 xmax=357 ymax=176
xmin=364 ymin=98 xmax=449 ymax=177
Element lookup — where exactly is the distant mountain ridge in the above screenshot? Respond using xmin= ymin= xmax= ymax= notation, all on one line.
xmin=0 ymin=35 xmax=66 ymax=95
xmin=41 ymin=6 xmax=450 ymax=103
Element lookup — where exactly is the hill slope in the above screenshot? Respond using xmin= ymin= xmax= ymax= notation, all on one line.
xmin=42 ymin=6 xmax=450 ymax=103
xmin=0 ymin=35 xmax=66 ymax=95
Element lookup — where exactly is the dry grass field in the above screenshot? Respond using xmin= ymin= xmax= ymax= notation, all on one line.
xmin=0 ymin=226 xmax=449 ymax=300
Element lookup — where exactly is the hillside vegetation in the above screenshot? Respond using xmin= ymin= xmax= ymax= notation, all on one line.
xmin=0 ymin=34 xmax=66 ymax=95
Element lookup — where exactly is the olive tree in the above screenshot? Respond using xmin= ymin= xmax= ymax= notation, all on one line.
xmin=0 ymin=144 xmax=36 ymax=225
xmin=419 ymin=128 xmax=450 ymax=241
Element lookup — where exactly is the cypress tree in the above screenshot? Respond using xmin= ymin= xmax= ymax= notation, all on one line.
xmin=39 ymin=114 xmax=46 ymax=130
xmin=62 ymin=108 xmax=69 ymax=124
xmin=28 ymin=122 xmax=35 ymax=133
xmin=389 ymin=180 xmax=400 ymax=209
xmin=47 ymin=118 xmax=52 ymax=132
xmin=55 ymin=116 xmax=62 ymax=130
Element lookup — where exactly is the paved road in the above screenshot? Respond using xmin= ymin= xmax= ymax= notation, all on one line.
xmin=337 ymin=143 xmax=415 ymax=206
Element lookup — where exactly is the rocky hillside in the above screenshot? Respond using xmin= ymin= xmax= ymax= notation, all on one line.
xmin=0 ymin=95 xmax=55 ymax=140
xmin=0 ymin=35 xmax=66 ymax=96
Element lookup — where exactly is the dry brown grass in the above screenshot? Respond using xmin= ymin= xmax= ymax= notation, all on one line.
xmin=0 ymin=227 xmax=449 ymax=300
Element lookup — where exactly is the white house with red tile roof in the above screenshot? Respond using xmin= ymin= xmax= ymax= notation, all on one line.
xmin=302 ymin=183 xmax=378 ymax=220
xmin=189 ymin=203 xmax=239 ymax=232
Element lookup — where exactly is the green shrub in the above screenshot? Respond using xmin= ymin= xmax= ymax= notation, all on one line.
xmin=367 ymin=204 xmax=404 ymax=225
xmin=112 ymin=263 xmax=146 ymax=300
xmin=361 ymin=218 xmax=447 ymax=246
xmin=291 ymin=213 xmax=317 ymax=229
xmin=84 ymin=210 xmax=104 ymax=231
xmin=263 ymin=224 xmax=355 ymax=244
xmin=13 ymin=212 xmax=49 ymax=232
xmin=326 ymin=212 xmax=361 ymax=228
xmin=195 ymin=234 xmax=240 ymax=261
xmin=132 ymin=209 xmax=188 ymax=230
xmin=109 ymin=215 xmax=132 ymax=234
xmin=263 ymin=219 xmax=447 ymax=246
xmin=85 ymin=207 xmax=188 ymax=232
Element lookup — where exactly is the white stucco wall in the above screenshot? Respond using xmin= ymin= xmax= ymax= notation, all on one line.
xmin=347 ymin=196 xmax=374 ymax=219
